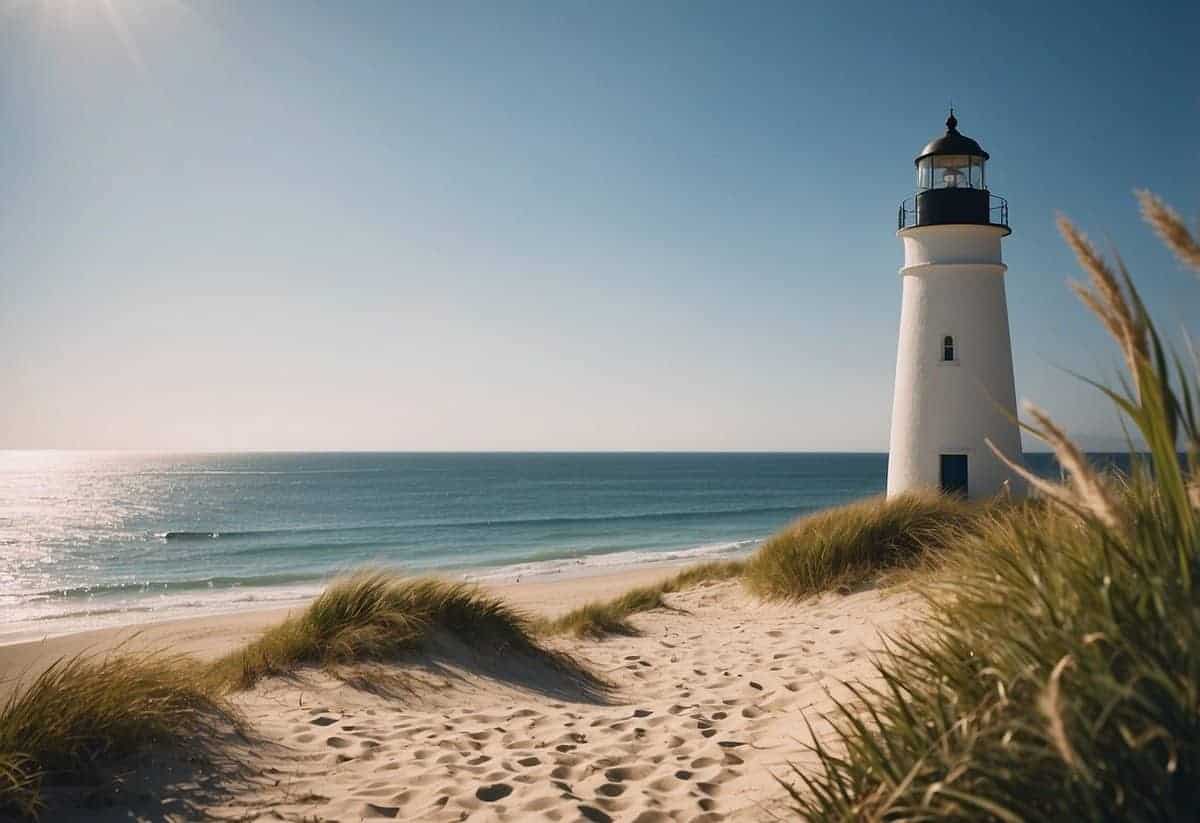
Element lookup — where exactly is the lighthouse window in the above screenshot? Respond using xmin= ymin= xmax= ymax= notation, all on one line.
xmin=970 ymin=157 xmax=986 ymax=189
xmin=942 ymin=336 xmax=956 ymax=362
xmin=928 ymin=155 xmax=974 ymax=189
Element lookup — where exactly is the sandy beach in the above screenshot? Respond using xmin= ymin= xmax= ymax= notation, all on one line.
xmin=0 ymin=566 xmax=916 ymax=821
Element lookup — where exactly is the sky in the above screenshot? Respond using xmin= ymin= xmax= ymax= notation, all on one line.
xmin=1 ymin=0 xmax=1198 ymax=451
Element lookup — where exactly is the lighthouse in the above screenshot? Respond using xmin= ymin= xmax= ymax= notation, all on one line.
xmin=886 ymin=112 xmax=1024 ymax=500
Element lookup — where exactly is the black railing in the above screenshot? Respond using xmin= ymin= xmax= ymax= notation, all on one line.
xmin=898 ymin=192 xmax=1009 ymax=231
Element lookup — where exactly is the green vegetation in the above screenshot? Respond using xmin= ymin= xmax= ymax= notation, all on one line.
xmin=207 ymin=571 xmax=572 ymax=690
xmin=542 ymin=489 xmax=999 ymax=639
xmin=788 ymin=192 xmax=1200 ymax=821
xmin=540 ymin=559 xmax=746 ymax=638
xmin=543 ymin=491 xmax=1001 ymax=639
xmin=0 ymin=652 xmax=233 ymax=819
xmin=743 ymin=491 xmax=983 ymax=600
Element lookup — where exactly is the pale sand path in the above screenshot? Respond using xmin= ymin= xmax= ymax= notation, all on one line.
xmin=212 ymin=582 xmax=917 ymax=822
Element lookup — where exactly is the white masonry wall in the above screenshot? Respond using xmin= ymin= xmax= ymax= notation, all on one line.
xmin=886 ymin=223 xmax=1025 ymax=499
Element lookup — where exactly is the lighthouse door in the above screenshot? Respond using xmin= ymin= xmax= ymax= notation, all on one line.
xmin=939 ymin=454 xmax=969 ymax=498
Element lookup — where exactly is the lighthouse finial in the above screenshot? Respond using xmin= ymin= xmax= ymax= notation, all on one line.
xmin=946 ymin=106 xmax=957 ymax=132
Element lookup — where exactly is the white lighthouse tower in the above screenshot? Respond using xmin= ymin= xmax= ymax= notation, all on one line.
xmin=886 ymin=111 xmax=1024 ymax=500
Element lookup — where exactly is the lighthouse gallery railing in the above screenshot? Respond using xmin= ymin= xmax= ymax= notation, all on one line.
xmin=897 ymin=193 xmax=1009 ymax=231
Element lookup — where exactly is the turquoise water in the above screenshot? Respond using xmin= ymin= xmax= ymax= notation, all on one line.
xmin=0 ymin=451 xmax=1071 ymax=643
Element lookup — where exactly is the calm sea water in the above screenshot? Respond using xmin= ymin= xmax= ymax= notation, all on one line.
xmin=0 ymin=451 xmax=1075 ymax=644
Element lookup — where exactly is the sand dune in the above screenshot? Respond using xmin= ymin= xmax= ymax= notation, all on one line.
xmin=194 ymin=580 xmax=917 ymax=822
xmin=2 ymin=567 xmax=917 ymax=821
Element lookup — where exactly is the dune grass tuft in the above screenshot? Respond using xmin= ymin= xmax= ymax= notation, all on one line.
xmin=540 ymin=559 xmax=746 ymax=638
xmin=541 ymin=493 xmax=993 ymax=638
xmin=0 ymin=651 xmax=233 ymax=819
xmin=787 ymin=192 xmax=1200 ymax=820
xmin=743 ymin=491 xmax=982 ymax=600
xmin=207 ymin=571 xmax=564 ymax=690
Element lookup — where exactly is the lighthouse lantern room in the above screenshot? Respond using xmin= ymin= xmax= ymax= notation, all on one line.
xmin=886 ymin=112 xmax=1024 ymax=500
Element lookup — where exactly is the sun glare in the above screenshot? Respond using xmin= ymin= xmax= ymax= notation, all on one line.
xmin=2 ymin=0 xmax=194 ymax=71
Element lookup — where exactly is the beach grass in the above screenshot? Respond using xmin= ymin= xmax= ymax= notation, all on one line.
xmin=743 ymin=491 xmax=983 ymax=600
xmin=787 ymin=192 xmax=1200 ymax=821
xmin=541 ymin=492 xmax=990 ymax=638
xmin=539 ymin=559 xmax=746 ymax=638
xmin=0 ymin=651 xmax=234 ymax=819
xmin=207 ymin=571 xmax=573 ymax=690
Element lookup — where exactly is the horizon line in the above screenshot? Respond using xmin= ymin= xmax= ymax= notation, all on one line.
xmin=0 ymin=447 xmax=1077 ymax=455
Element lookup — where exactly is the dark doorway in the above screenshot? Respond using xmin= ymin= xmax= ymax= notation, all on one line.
xmin=940 ymin=454 xmax=968 ymax=498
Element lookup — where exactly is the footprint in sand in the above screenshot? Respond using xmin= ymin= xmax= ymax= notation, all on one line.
xmin=360 ymin=802 xmax=399 ymax=818
xmin=578 ymin=804 xmax=613 ymax=822
xmin=604 ymin=764 xmax=655 ymax=782
xmin=646 ymin=775 xmax=682 ymax=793
xmin=476 ymin=783 xmax=513 ymax=802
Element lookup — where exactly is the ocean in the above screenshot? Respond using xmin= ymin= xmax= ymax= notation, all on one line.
xmin=0 ymin=451 xmax=1072 ymax=644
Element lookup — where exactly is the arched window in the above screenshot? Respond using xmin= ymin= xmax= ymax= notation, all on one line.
xmin=942 ymin=335 xmax=955 ymax=362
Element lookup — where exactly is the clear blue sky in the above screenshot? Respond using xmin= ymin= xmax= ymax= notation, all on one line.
xmin=1 ymin=0 xmax=1197 ymax=451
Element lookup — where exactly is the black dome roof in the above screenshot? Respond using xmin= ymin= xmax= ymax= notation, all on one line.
xmin=915 ymin=112 xmax=989 ymax=164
